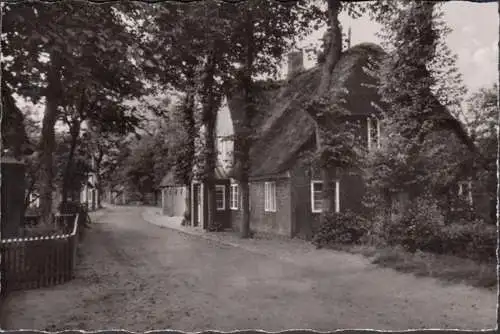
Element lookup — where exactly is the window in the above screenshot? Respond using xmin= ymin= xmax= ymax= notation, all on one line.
xmin=458 ymin=180 xmax=473 ymax=205
xmin=264 ymin=181 xmax=276 ymax=212
xmin=230 ymin=184 xmax=239 ymax=210
xmin=367 ymin=117 xmax=380 ymax=150
xmin=311 ymin=181 xmax=323 ymax=213
xmin=215 ymin=185 xmax=226 ymax=210
xmin=310 ymin=180 xmax=340 ymax=213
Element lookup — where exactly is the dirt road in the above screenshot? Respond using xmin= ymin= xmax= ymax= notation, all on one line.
xmin=1 ymin=206 xmax=496 ymax=331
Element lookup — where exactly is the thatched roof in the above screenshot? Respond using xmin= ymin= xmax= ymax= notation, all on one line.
xmin=229 ymin=43 xmax=385 ymax=178
xmin=228 ymin=42 xmax=474 ymax=178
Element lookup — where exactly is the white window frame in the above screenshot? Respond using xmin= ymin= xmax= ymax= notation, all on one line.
xmin=367 ymin=117 xmax=381 ymax=151
xmin=310 ymin=180 xmax=340 ymax=213
xmin=311 ymin=181 xmax=323 ymax=213
xmin=230 ymin=183 xmax=239 ymax=210
xmin=458 ymin=180 xmax=473 ymax=205
xmin=215 ymin=185 xmax=226 ymax=210
xmin=264 ymin=181 xmax=276 ymax=212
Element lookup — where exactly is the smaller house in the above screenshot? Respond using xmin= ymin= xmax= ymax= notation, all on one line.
xmin=189 ymin=101 xmax=235 ymax=230
xmin=160 ymin=170 xmax=187 ymax=217
xmin=80 ymin=174 xmax=98 ymax=210
xmin=80 ymin=155 xmax=99 ymax=210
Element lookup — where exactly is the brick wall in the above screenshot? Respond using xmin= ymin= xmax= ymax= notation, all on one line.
xmin=290 ymin=163 xmax=367 ymax=240
xmin=248 ymin=178 xmax=292 ymax=237
xmin=230 ymin=207 xmax=243 ymax=233
xmin=290 ymin=166 xmax=319 ymax=240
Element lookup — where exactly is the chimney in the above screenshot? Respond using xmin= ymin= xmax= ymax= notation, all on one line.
xmin=287 ymin=50 xmax=304 ymax=79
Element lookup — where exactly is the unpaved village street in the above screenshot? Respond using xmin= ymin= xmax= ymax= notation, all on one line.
xmin=1 ymin=206 xmax=496 ymax=331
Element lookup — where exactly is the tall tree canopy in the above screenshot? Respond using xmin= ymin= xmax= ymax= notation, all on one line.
xmin=3 ymin=1 xmax=146 ymax=225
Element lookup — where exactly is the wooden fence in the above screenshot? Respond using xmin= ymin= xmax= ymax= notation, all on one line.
xmin=0 ymin=214 xmax=80 ymax=295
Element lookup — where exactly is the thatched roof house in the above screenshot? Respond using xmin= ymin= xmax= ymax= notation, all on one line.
xmin=228 ymin=43 xmax=474 ymax=180
xmin=220 ymin=42 xmax=477 ymax=239
xmin=228 ymin=43 xmax=387 ymax=179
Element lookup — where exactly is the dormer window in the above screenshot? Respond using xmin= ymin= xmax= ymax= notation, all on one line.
xmin=367 ymin=117 xmax=380 ymax=150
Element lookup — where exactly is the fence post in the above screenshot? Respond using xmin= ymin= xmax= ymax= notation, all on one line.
xmin=71 ymin=214 xmax=79 ymax=276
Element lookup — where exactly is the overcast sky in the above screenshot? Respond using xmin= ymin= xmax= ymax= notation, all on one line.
xmin=298 ymin=1 xmax=498 ymax=93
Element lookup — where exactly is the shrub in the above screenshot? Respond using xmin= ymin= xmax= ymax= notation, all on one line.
xmin=385 ymin=195 xmax=445 ymax=253
xmin=371 ymin=194 xmax=496 ymax=262
xmin=313 ymin=210 xmax=369 ymax=248
xmin=207 ymin=219 xmax=224 ymax=232
xmin=439 ymin=221 xmax=496 ymax=262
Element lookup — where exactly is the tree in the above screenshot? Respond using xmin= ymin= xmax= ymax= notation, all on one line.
xmin=1 ymin=74 xmax=34 ymax=158
xmin=136 ymin=2 xmax=219 ymax=229
xmin=3 ymin=1 xmax=145 ymax=226
xmin=224 ymin=0 xmax=315 ymax=237
xmin=465 ymin=84 xmax=498 ymax=223
xmin=361 ymin=1 xmax=482 ymax=225
xmin=303 ymin=1 xmax=382 ymax=224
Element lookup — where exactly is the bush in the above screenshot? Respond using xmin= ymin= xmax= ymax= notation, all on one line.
xmin=439 ymin=221 xmax=496 ymax=262
xmin=384 ymin=195 xmax=445 ymax=253
xmin=207 ymin=219 xmax=224 ymax=232
xmin=313 ymin=210 xmax=368 ymax=248
xmin=371 ymin=194 xmax=496 ymax=262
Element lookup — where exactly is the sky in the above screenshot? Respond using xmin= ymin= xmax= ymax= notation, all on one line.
xmin=297 ymin=1 xmax=498 ymax=93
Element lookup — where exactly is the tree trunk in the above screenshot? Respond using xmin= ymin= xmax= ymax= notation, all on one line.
xmin=39 ymin=52 xmax=62 ymax=226
xmin=61 ymin=120 xmax=81 ymax=205
xmin=236 ymin=133 xmax=252 ymax=237
xmin=200 ymin=47 xmax=221 ymax=231
xmin=205 ymin=115 xmax=217 ymax=230
xmin=94 ymin=150 xmax=104 ymax=208
xmin=315 ymin=0 xmax=343 ymax=224
xmin=239 ymin=10 xmax=255 ymax=238
xmin=182 ymin=77 xmax=196 ymax=225
xmin=184 ymin=185 xmax=192 ymax=225
xmin=240 ymin=175 xmax=250 ymax=237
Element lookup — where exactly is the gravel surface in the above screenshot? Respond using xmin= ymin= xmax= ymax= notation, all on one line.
xmin=1 ymin=206 xmax=496 ymax=331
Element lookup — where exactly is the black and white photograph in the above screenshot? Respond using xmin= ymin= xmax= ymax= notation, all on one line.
xmin=0 ymin=0 xmax=498 ymax=331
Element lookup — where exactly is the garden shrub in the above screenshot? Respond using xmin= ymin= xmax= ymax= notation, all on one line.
xmin=384 ymin=195 xmax=445 ymax=253
xmin=312 ymin=210 xmax=369 ymax=248
xmin=372 ymin=194 xmax=496 ymax=262
xmin=439 ymin=220 xmax=496 ymax=262
xmin=207 ymin=219 xmax=224 ymax=232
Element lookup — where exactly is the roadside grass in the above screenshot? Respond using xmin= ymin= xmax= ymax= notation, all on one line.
xmin=328 ymin=244 xmax=497 ymax=290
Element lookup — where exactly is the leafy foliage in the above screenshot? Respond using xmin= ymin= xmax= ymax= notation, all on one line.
xmin=365 ymin=2 xmax=472 ymax=202
xmin=3 ymin=1 xmax=147 ymax=223
xmin=312 ymin=210 xmax=369 ymax=248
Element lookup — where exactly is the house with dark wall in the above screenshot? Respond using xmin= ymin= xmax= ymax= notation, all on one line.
xmin=169 ymin=42 xmax=479 ymax=237
xmin=224 ymin=44 xmax=385 ymax=239
xmin=155 ymin=99 xmax=236 ymax=228
xmin=225 ymin=43 xmax=478 ymax=239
